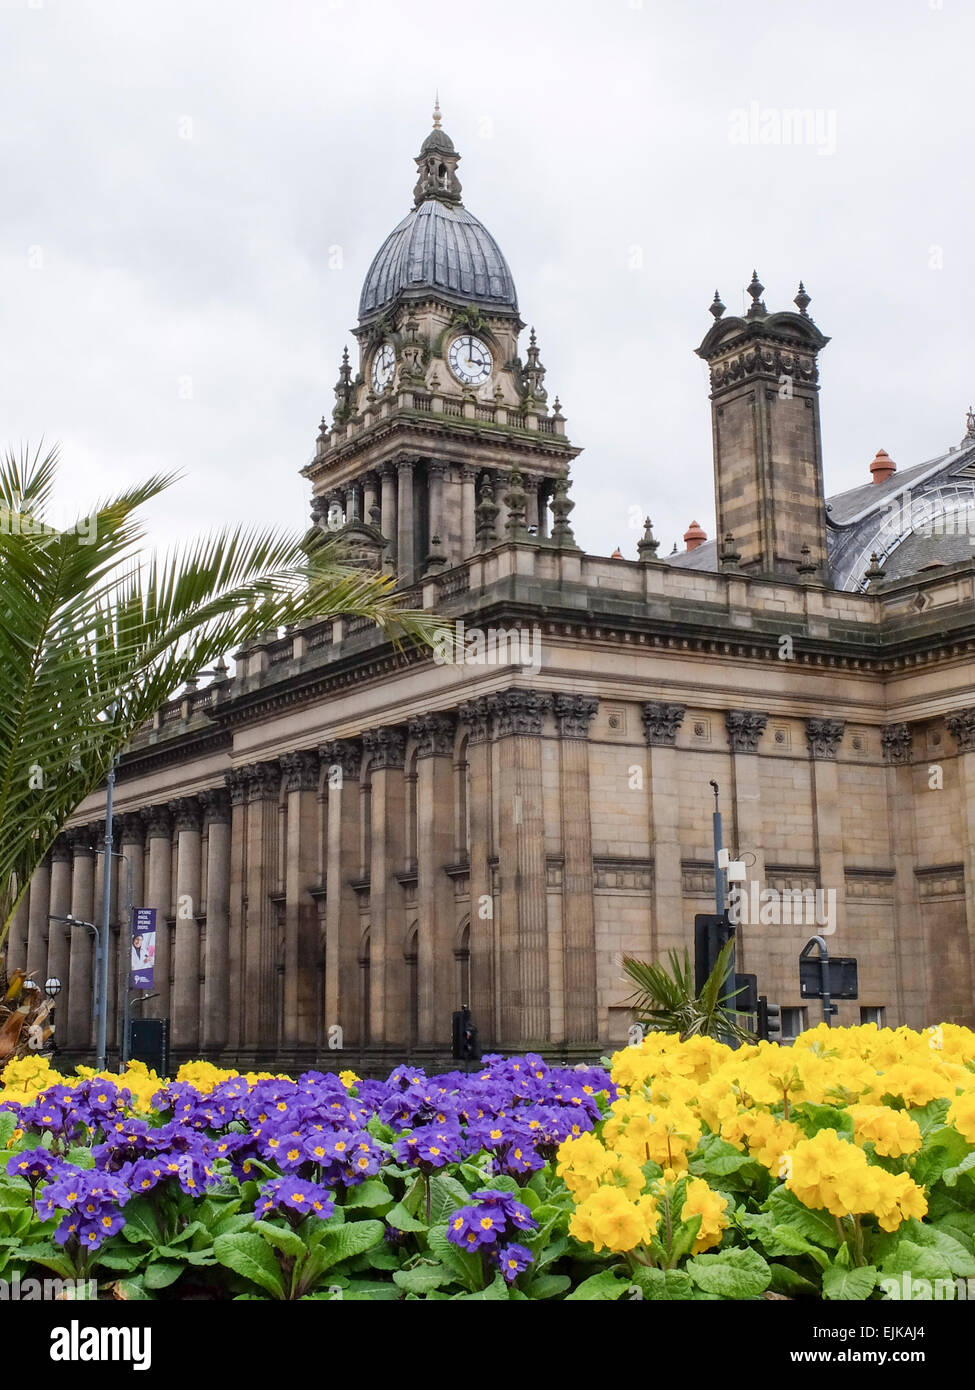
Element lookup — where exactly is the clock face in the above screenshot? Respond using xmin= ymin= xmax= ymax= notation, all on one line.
xmin=371 ymin=343 xmax=395 ymax=393
xmin=448 ymin=334 xmax=493 ymax=387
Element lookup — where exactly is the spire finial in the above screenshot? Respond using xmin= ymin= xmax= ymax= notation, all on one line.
xmin=794 ymin=280 xmax=811 ymax=316
xmin=432 ymin=93 xmax=442 ymax=129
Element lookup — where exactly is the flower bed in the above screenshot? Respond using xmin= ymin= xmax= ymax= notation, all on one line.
xmin=1 ymin=1023 xmax=974 ymax=1300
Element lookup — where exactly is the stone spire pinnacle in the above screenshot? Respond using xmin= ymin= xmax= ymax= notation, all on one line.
xmin=414 ymin=103 xmax=462 ymax=207
xmin=432 ymin=93 xmax=442 ymax=129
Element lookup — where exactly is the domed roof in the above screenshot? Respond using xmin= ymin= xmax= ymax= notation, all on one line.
xmin=358 ymin=198 xmax=519 ymax=321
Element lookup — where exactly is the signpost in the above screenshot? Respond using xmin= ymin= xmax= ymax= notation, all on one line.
xmin=800 ymin=935 xmax=858 ymax=1027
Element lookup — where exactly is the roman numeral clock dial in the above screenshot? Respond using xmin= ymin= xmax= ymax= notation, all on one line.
xmin=371 ymin=342 xmax=396 ymax=393
xmin=447 ymin=333 xmax=493 ymax=387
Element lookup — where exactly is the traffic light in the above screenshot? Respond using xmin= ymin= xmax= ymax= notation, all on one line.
xmin=694 ymin=913 xmax=735 ymax=994
xmin=452 ymin=1007 xmax=478 ymax=1061
xmin=756 ymin=996 xmax=781 ymax=1043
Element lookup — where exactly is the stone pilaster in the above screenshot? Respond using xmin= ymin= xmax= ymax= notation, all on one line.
xmin=427 ymin=461 xmax=446 ymax=561
xmin=243 ymin=761 xmax=281 ymax=1047
xmin=880 ymin=724 xmax=927 ymax=1026
xmin=725 ymin=710 xmax=769 ymax=981
xmin=460 ymin=466 xmax=477 ymax=558
xmin=26 ymin=856 xmax=51 ymax=980
xmin=143 ymin=804 xmax=173 ymax=1022
xmin=170 ymin=796 xmax=203 ymax=1051
xmin=408 ymin=713 xmax=456 ymax=1044
xmin=804 ymin=719 xmax=846 ymax=967
xmin=321 ymin=740 xmax=362 ymax=1046
xmin=396 ymin=458 xmax=416 ymax=584
xmin=946 ymin=709 xmax=975 ymax=1018
xmin=379 ymin=464 xmax=397 ymax=567
xmin=201 ymin=788 xmax=231 ymax=1051
xmin=362 ymin=726 xmax=406 ymax=1045
xmin=281 ymin=750 xmax=321 ymax=1048
xmin=224 ymin=769 xmax=249 ymax=1050
xmin=66 ymin=826 xmax=96 ymax=1049
xmin=458 ymin=697 xmax=495 ymax=1045
xmin=643 ymin=702 xmax=687 ymax=961
xmin=47 ymin=836 xmax=73 ymax=1019
xmin=554 ymin=695 xmax=599 ymax=1043
xmin=489 ymin=690 xmax=550 ymax=1045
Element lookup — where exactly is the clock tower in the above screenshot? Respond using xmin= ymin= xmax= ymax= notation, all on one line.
xmin=302 ymin=103 xmax=580 ymax=584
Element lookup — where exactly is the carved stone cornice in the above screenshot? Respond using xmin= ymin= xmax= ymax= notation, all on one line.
xmin=225 ymin=767 xmax=249 ymax=807
xmin=169 ymin=796 xmax=203 ymax=833
xmin=120 ymin=812 xmax=146 ymax=846
xmin=725 ymin=710 xmax=769 ymax=754
xmin=362 ymin=726 xmax=406 ymax=771
xmin=487 ymin=689 xmax=550 ymax=738
xmin=554 ymin=694 xmax=598 ymax=740
xmin=881 ymin=723 xmax=912 ymax=765
xmin=426 ymin=460 xmax=447 ymax=480
xmin=281 ymin=749 xmax=320 ymax=793
xmin=244 ymin=760 xmax=282 ymax=802
xmin=202 ymin=787 xmax=231 ymax=826
xmin=142 ymin=804 xmax=172 ymax=839
xmin=804 ymin=718 xmax=845 ymax=760
xmin=407 ymin=712 xmax=456 ymax=759
xmin=319 ymin=739 xmax=362 ymax=782
xmin=642 ymin=701 xmax=686 ymax=747
xmin=457 ymin=697 xmax=491 ymax=745
xmin=708 ymin=343 xmax=819 ymax=394
xmin=946 ymin=708 xmax=975 ymax=753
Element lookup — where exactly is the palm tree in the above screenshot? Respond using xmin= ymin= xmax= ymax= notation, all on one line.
xmin=0 ymin=445 xmax=442 ymax=946
xmin=621 ymin=939 xmax=755 ymax=1044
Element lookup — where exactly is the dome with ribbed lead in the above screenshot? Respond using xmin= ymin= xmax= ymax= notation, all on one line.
xmin=358 ymin=200 xmax=518 ymax=321
xmin=357 ymin=103 xmax=519 ymax=323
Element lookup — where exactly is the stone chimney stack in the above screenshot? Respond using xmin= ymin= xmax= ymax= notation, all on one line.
xmin=695 ymin=275 xmax=830 ymax=579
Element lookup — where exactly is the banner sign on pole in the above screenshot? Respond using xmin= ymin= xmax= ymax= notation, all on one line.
xmin=130 ymin=907 xmax=156 ymax=990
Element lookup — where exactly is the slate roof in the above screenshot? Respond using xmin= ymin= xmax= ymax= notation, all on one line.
xmin=358 ymin=199 xmax=518 ymax=321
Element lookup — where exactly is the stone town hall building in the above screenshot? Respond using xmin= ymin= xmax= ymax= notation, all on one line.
xmin=9 ymin=109 xmax=975 ymax=1068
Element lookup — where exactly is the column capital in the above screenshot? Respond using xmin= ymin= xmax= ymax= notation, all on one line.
xmin=362 ymin=725 xmax=406 ymax=770
xmin=319 ymin=739 xmax=362 ymax=782
xmin=244 ymin=760 xmax=282 ymax=802
xmin=458 ymin=696 xmax=491 ymax=745
xmin=946 ymin=707 xmax=975 ymax=753
xmin=725 ymin=709 xmax=768 ymax=754
xmin=120 ymin=812 xmax=146 ymax=846
xmin=396 ymin=455 xmax=418 ymax=476
xmin=225 ymin=767 xmax=249 ymax=806
xmin=142 ymin=803 xmax=172 ymax=839
xmin=426 ymin=459 xmax=447 ymax=479
xmin=407 ymin=712 xmax=456 ymax=758
xmin=804 ymin=717 xmax=845 ymax=760
xmin=460 ymin=464 xmax=478 ymax=483
xmin=202 ymin=786 xmax=232 ymax=826
xmin=554 ymin=694 xmax=598 ymax=740
xmin=642 ymin=701 xmax=686 ymax=747
xmin=488 ymin=689 xmax=550 ymax=739
xmin=281 ymin=748 xmax=320 ymax=793
xmin=169 ymin=796 xmax=203 ymax=832
xmin=51 ymin=833 xmax=74 ymax=863
xmin=881 ymin=722 xmax=913 ymax=765
xmin=377 ymin=460 xmax=396 ymax=480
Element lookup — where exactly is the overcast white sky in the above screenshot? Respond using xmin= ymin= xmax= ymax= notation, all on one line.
xmin=2 ymin=0 xmax=973 ymax=560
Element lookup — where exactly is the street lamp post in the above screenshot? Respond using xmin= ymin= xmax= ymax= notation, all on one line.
xmin=49 ymin=914 xmax=106 ymax=1069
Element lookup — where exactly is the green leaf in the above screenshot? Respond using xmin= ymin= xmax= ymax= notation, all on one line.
xmin=427 ymin=1223 xmax=482 ymax=1292
xmin=765 ymin=1187 xmax=841 ymax=1249
xmin=316 ymin=1219 xmax=384 ymax=1273
xmin=336 ymin=1279 xmax=402 ymax=1301
xmin=212 ymin=1232 xmax=286 ymax=1299
xmin=119 ymin=1197 xmax=159 ymax=1246
xmin=0 ymin=1113 xmax=16 ymax=1148
xmin=627 ymin=1266 xmax=696 ymax=1301
xmin=15 ymin=1242 xmax=78 ymax=1280
xmin=386 ymin=1202 xmax=427 ymax=1233
xmin=211 ymin=1212 xmax=256 ymax=1238
xmin=686 ymin=1247 xmax=771 ymax=1300
xmin=526 ymin=1273 xmax=571 ymax=1300
xmin=94 ymin=1246 xmax=147 ymax=1273
xmin=691 ymin=1133 xmax=765 ymax=1179
xmin=565 ymin=1270 xmax=631 ymax=1301
xmin=143 ymin=1260 xmax=184 ymax=1290
xmin=794 ymin=1103 xmax=854 ymax=1140
xmin=112 ymin=1277 xmax=154 ymax=1301
xmin=253 ymin=1219 xmax=307 ymax=1260
xmin=428 ymin=1173 xmax=473 ymax=1226
xmin=768 ymin=1225 xmax=829 ymax=1269
xmin=822 ymin=1261 xmax=877 ymax=1300
xmin=64 ymin=1146 xmax=96 ymax=1170
xmin=942 ymin=1151 xmax=975 ymax=1189
xmin=342 ymin=1179 xmax=393 ymax=1212
xmin=392 ymin=1263 xmax=451 ymax=1294
xmin=769 ymin=1264 xmax=820 ymax=1297
xmin=455 ymin=1271 xmax=510 ymax=1300
xmin=879 ymin=1238 xmax=954 ymax=1286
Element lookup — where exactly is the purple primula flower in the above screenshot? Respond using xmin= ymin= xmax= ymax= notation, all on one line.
xmin=40 ymin=1169 xmax=131 ymax=1251
xmin=497 ymin=1243 xmax=534 ymax=1283
xmin=471 ymin=1189 xmax=537 ymax=1231
xmin=446 ymin=1204 xmax=507 ymax=1250
xmin=257 ymin=1177 xmax=334 ymax=1223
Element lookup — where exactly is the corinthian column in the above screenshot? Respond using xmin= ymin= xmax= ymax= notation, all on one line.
xmin=143 ymin=804 xmax=173 ymax=1022
xmin=458 ymin=699 xmax=495 ymax=1045
xmin=362 ymin=726 xmax=406 ymax=1047
xmin=170 ymin=797 xmax=203 ymax=1052
xmin=379 ymin=464 xmax=397 ymax=567
xmin=460 ymin=466 xmax=477 ymax=558
xmin=321 ymin=740 xmax=362 ymax=1047
xmin=66 ymin=826 xmax=97 ymax=1050
xmin=489 ymin=690 xmax=550 ymax=1046
xmin=243 ymin=761 xmax=281 ymax=1048
xmin=554 ymin=694 xmax=599 ymax=1043
xmin=202 ymin=788 xmax=231 ymax=1052
xmin=643 ymin=702 xmax=686 ymax=963
xmin=281 ymin=750 xmax=321 ymax=1050
xmin=47 ymin=836 xmax=73 ymax=1020
xmin=408 ymin=713 xmax=456 ymax=1045
xmin=26 ymin=854 xmax=51 ymax=981
xmin=224 ymin=769 xmax=249 ymax=1051
xmin=725 ymin=709 xmax=769 ymax=981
